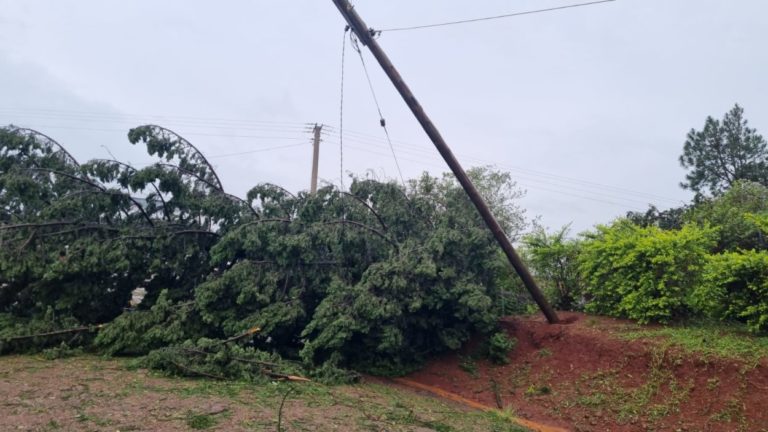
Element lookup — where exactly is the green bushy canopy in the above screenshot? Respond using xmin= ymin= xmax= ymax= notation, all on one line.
xmin=579 ymin=220 xmax=716 ymax=323
xmin=1 ymin=125 xmax=528 ymax=376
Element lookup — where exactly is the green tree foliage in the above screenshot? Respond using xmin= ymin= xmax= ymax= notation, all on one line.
xmin=1 ymin=125 xmax=530 ymax=377
xmin=0 ymin=127 xmax=154 ymax=323
xmin=689 ymin=212 xmax=768 ymax=333
xmin=143 ymin=338 xmax=305 ymax=383
xmin=94 ymin=290 xmax=203 ymax=355
xmin=745 ymin=212 xmax=768 ymax=233
xmin=579 ymin=220 xmax=716 ymax=323
xmin=692 ymin=250 xmax=768 ymax=333
xmin=626 ymin=204 xmax=688 ymax=230
xmin=198 ymin=172 xmax=517 ymax=374
xmin=521 ymin=225 xmax=583 ymax=310
xmin=685 ymin=181 xmax=768 ymax=251
xmin=485 ymin=331 xmax=516 ymax=365
xmin=0 ymin=124 xmax=254 ymax=353
xmin=680 ymin=104 xmax=768 ymax=197
xmin=490 ymin=251 xmax=533 ymax=316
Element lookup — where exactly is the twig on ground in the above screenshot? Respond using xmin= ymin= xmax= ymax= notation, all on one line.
xmin=277 ymin=387 xmax=294 ymax=432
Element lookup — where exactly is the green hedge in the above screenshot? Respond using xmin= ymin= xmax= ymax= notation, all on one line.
xmin=693 ymin=250 xmax=768 ymax=333
xmin=579 ymin=220 xmax=716 ymax=323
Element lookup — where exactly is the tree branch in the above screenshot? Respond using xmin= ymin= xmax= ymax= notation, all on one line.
xmin=140 ymin=125 xmax=224 ymax=191
xmin=323 ymin=220 xmax=399 ymax=250
xmin=342 ymin=192 xmax=388 ymax=230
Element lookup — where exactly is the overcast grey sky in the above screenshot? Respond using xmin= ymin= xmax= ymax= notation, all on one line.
xmin=1 ymin=0 xmax=766 ymax=232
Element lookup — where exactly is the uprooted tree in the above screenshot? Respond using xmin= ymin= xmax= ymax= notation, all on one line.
xmin=0 ymin=125 xmax=529 ymax=380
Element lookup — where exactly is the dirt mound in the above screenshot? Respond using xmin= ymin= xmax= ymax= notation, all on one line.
xmin=403 ymin=312 xmax=768 ymax=432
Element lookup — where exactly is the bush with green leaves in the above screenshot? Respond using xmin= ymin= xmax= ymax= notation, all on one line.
xmin=522 ymin=225 xmax=583 ymax=310
xmin=691 ymin=250 xmax=768 ymax=333
xmin=689 ymin=213 xmax=768 ymax=333
xmin=485 ymin=331 xmax=516 ymax=365
xmin=685 ymin=181 xmax=768 ymax=252
xmin=579 ymin=220 xmax=716 ymax=323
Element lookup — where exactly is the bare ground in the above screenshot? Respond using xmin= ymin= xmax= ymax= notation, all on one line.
xmin=405 ymin=312 xmax=768 ymax=432
xmin=6 ymin=313 xmax=766 ymax=431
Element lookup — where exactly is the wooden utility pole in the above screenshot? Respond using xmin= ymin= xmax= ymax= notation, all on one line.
xmin=331 ymin=0 xmax=559 ymax=323
xmin=310 ymin=124 xmax=322 ymax=193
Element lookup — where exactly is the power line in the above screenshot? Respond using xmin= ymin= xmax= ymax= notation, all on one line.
xmin=338 ymin=27 xmax=349 ymax=192
xmin=13 ymin=116 xmax=669 ymax=209
xmin=378 ymin=0 xmax=617 ymax=32
xmin=3 ymin=124 xmax=306 ymax=140
xmin=206 ymin=143 xmax=309 ymax=159
xmin=126 ymin=143 xmax=311 ymax=167
xmin=350 ymin=32 xmax=406 ymax=187
xmin=324 ymin=129 xmax=683 ymax=205
xmin=0 ymin=107 xmax=308 ymax=128
xmin=343 ymin=143 xmax=646 ymax=211
xmin=1 ymin=113 xmax=308 ymax=135
xmin=341 ymin=141 xmax=652 ymax=208
xmin=328 ymin=123 xmax=678 ymax=207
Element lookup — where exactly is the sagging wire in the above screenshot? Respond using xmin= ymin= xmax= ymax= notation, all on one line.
xmin=339 ymin=26 xmax=349 ymax=194
xmin=349 ymin=31 xmax=407 ymax=188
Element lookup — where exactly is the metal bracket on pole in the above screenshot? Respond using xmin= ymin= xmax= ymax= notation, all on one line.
xmin=332 ymin=1 xmax=374 ymax=46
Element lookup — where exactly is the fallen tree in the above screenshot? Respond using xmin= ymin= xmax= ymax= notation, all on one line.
xmin=0 ymin=125 xmax=528 ymax=380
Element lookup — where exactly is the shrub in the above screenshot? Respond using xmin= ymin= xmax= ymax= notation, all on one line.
xmin=580 ymin=220 xmax=716 ymax=323
xmin=486 ymin=331 xmax=517 ymax=365
xmin=692 ymin=250 xmax=768 ymax=333
xmin=522 ymin=225 xmax=583 ymax=310
xmin=685 ymin=181 xmax=768 ymax=251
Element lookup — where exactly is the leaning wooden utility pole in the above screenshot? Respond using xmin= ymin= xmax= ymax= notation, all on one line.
xmin=331 ymin=0 xmax=559 ymax=324
xmin=310 ymin=124 xmax=322 ymax=193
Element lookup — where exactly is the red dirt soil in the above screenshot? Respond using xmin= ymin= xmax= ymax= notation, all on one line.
xmin=403 ymin=312 xmax=768 ymax=432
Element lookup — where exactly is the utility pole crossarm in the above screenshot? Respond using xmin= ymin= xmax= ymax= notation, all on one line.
xmin=331 ymin=0 xmax=559 ymax=324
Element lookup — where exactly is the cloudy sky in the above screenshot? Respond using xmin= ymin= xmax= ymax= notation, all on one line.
xmin=1 ymin=0 xmax=766 ymax=233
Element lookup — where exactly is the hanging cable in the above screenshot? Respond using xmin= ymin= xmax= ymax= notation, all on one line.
xmin=378 ymin=0 xmax=616 ymax=32
xmin=339 ymin=26 xmax=349 ymax=193
xmin=350 ymin=33 xmax=407 ymax=188
xmin=207 ymin=143 xmax=309 ymax=159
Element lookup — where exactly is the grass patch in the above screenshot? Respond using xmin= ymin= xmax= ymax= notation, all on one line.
xmin=458 ymin=356 xmax=479 ymax=377
xmin=172 ymin=380 xmax=250 ymax=399
xmin=43 ymin=420 xmax=61 ymax=431
xmin=616 ymin=321 xmax=768 ymax=361
xmin=186 ymin=412 xmax=218 ymax=429
xmin=524 ymin=384 xmax=552 ymax=397
xmin=707 ymin=377 xmax=720 ymax=390
xmin=75 ymin=412 xmax=113 ymax=427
